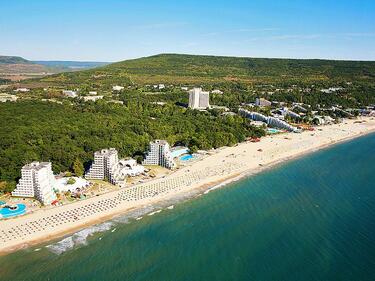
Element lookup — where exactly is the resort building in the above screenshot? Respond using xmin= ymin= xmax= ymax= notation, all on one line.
xmin=111 ymin=159 xmax=145 ymax=184
xmin=211 ymin=89 xmax=223 ymax=94
xmin=12 ymin=162 xmax=57 ymax=205
xmin=255 ymin=98 xmax=272 ymax=107
xmin=14 ymin=88 xmax=30 ymax=93
xmin=320 ymin=87 xmax=343 ymax=94
xmin=108 ymin=100 xmax=124 ymax=105
xmin=62 ymin=90 xmax=78 ymax=98
xmin=143 ymin=140 xmax=176 ymax=169
xmin=292 ymin=104 xmax=308 ymax=113
xmin=0 ymin=93 xmax=18 ymax=102
xmin=85 ymin=149 xmax=145 ymax=186
xmin=250 ymin=120 xmax=267 ymax=127
xmin=313 ymin=115 xmax=335 ymax=125
xmin=152 ymin=84 xmax=165 ymax=90
xmin=83 ymin=95 xmax=103 ymax=102
xmin=239 ymin=109 xmax=300 ymax=132
xmin=112 ymin=85 xmax=124 ymax=91
xmin=188 ymin=88 xmax=210 ymax=109
xmin=274 ymin=107 xmax=301 ymax=120
xmin=267 ymin=116 xmax=299 ymax=132
xmin=85 ymin=148 xmax=119 ymax=182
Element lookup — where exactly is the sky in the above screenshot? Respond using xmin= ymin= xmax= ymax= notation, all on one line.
xmin=0 ymin=0 xmax=374 ymax=61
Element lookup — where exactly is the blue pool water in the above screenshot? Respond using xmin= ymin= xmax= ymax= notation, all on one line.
xmin=171 ymin=148 xmax=189 ymax=158
xmin=180 ymin=154 xmax=193 ymax=161
xmin=267 ymin=128 xmax=281 ymax=134
xmin=0 ymin=204 xmax=26 ymax=218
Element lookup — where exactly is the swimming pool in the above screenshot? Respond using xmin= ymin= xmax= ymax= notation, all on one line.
xmin=0 ymin=204 xmax=26 ymax=219
xmin=267 ymin=128 xmax=281 ymax=134
xmin=180 ymin=154 xmax=193 ymax=161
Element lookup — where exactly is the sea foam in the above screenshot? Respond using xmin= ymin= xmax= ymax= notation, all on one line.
xmin=46 ymin=222 xmax=113 ymax=255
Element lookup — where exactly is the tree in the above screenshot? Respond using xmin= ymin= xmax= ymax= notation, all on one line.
xmin=0 ymin=181 xmax=16 ymax=193
xmin=67 ymin=177 xmax=76 ymax=185
xmin=72 ymin=158 xmax=84 ymax=177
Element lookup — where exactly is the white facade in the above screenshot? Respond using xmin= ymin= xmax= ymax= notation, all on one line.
xmin=313 ymin=115 xmax=335 ymax=125
xmin=62 ymin=90 xmax=78 ymax=98
xmin=255 ymin=98 xmax=272 ymax=107
xmin=14 ymin=88 xmax=30 ymax=92
xmin=85 ymin=148 xmax=119 ymax=183
xmin=86 ymin=149 xmax=145 ymax=186
xmin=188 ymin=88 xmax=210 ymax=109
xmin=12 ymin=162 xmax=57 ymax=205
xmin=0 ymin=93 xmax=18 ymax=102
xmin=111 ymin=159 xmax=145 ymax=184
xmin=83 ymin=95 xmax=103 ymax=102
xmin=112 ymin=85 xmax=124 ymax=91
xmin=277 ymin=107 xmax=301 ymax=120
xmin=143 ymin=140 xmax=176 ymax=169
xmin=239 ymin=109 xmax=300 ymax=132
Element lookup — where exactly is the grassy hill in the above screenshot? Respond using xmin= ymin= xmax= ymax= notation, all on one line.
xmin=34 ymin=53 xmax=375 ymax=88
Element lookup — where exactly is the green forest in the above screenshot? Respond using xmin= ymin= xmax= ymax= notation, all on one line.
xmin=2 ymin=53 xmax=375 ymax=192
xmin=0 ymin=99 xmax=264 ymax=191
xmin=33 ymin=53 xmax=375 ymax=88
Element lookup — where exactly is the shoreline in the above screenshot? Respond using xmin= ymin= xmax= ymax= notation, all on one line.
xmin=1 ymin=118 xmax=375 ymax=256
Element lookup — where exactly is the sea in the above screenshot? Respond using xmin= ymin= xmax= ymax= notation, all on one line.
xmin=1 ymin=133 xmax=375 ymax=281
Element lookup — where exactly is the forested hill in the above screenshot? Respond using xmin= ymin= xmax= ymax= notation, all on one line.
xmin=0 ymin=55 xmax=32 ymax=64
xmin=35 ymin=53 xmax=375 ymax=87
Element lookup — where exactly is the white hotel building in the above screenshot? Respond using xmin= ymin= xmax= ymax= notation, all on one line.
xmin=239 ymin=109 xmax=300 ymax=133
xmin=85 ymin=148 xmax=119 ymax=183
xmin=142 ymin=140 xmax=176 ymax=169
xmin=188 ymin=88 xmax=210 ymax=109
xmin=12 ymin=162 xmax=57 ymax=205
xmin=85 ymin=148 xmax=145 ymax=186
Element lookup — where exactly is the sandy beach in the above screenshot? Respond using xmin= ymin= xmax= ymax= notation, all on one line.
xmin=1 ymin=117 xmax=375 ymax=255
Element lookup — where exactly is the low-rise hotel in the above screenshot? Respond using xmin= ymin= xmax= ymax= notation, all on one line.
xmin=12 ymin=162 xmax=57 ymax=205
xmin=255 ymin=98 xmax=272 ymax=107
xmin=0 ymin=93 xmax=18 ymax=102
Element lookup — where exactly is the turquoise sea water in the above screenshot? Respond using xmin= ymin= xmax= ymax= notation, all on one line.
xmin=1 ymin=133 xmax=375 ymax=281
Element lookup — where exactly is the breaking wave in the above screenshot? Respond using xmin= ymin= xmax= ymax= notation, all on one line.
xmin=46 ymin=222 xmax=114 ymax=255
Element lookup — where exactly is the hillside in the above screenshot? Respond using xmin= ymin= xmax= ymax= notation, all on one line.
xmin=0 ymin=56 xmax=32 ymax=64
xmin=34 ymin=53 xmax=375 ymax=87
xmin=0 ymin=55 xmax=56 ymax=81
xmin=0 ymin=56 xmax=109 ymax=82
